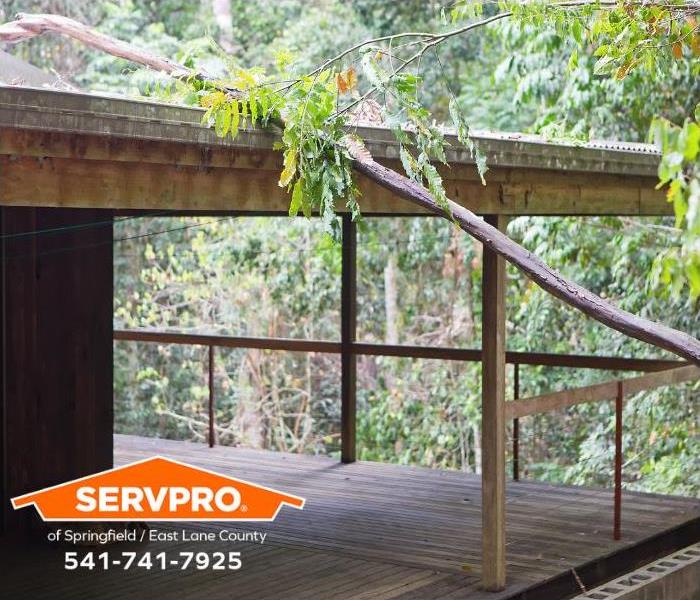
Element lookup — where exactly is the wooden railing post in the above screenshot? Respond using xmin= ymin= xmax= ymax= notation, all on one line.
xmin=208 ymin=345 xmax=215 ymax=448
xmin=481 ymin=214 xmax=508 ymax=592
xmin=341 ymin=213 xmax=357 ymax=463
xmin=513 ymin=363 xmax=520 ymax=482
xmin=613 ymin=380 xmax=623 ymax=540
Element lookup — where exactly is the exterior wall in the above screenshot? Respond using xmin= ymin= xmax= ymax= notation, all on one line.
xmin=1 ymin=207 xmax=113 ymax=534
xmin=572 ymin=543 xmax=700 ymax=600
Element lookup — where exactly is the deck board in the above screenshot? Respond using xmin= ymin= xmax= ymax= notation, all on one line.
xmin=1 ymin=433 xmax=697 ymax=599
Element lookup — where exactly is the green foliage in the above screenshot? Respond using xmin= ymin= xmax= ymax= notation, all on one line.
xmin=356 ymin=49 xmax=456 ymax=213
xmin=357 ymin=357 xmax=481 ymax=469
xmin=448 ymin=1 xmax=700 ymax=299
xmin=449 ymin=97 xmax=488 ymax=183
xmin=229 ymin=1 xmax=372 ymax=75
xmin=193 ymin=44 xmax=485 ymax=235
xmin=649 ymin=113 xmax=700 ymax=297
xmin=197 ymin=65 xmax=360 ymax=240
xmin=586 ymin=3 xmax=699 ymax=79
xmin=277 ymin=71 xmax=360 ymax=235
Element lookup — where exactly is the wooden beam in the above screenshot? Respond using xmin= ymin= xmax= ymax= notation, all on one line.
xmin=113 ymin=329 xmax=342 ymax=353
xmin=0 ymin=155 xmax=294 ymax=213
xmin=481 ymin=214 xmax=507 ymax=591
xmin=503 ymin=351 xmax=681 ymax=372
xmin=354 ymin=343 xmax=681 ymax=371
xmin=341 ymin=214 xmax=357 ymax=463
xmin=0 ymin=128 xmax=669 ymax=216
xmin=506 ymin=365 xmax=700 ymax=419
xmin=0 ymin=153 xmax=431 ymax=215
xmin=0 ymin=127 xmax=283 ymax=172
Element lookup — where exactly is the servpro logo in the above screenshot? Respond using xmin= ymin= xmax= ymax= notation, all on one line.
xmin=11 ymin=456 xmax=305 ymax=522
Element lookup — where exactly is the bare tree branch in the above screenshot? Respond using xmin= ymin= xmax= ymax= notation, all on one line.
xmin=350 ymin=157 xmax=700 ymax=364
xmin=0 ymin=13 xmax=190 ymax=77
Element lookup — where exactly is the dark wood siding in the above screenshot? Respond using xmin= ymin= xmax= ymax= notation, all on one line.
xmin=1 ymin=207 xmax=113 ymax=533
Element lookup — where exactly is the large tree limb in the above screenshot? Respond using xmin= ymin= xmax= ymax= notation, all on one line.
xmin=2 ymin=13 xmax=700 ymax=365
xmin=0 ymin=13 xmax=189 ymax=77
xmin=352 ymin=158 xmax=700 ymax=364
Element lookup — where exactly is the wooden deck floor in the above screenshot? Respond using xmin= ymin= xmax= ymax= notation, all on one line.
xmin=2 ymin=434 xmax=699 ymax=599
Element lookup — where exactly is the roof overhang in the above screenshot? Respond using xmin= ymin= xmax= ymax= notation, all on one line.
xmin=0 ymin=86 xmax=668 ymax=216
xmin=0 ymin=51 xmax=60 ymax=87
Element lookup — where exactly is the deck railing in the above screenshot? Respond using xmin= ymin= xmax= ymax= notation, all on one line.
xmin=508 ymin=363 xmax=699 ymax=539
xmin=113 ymin=327 xmax=683 ymax=451
xmin=113 ymin=326 xmax=698 ymax=540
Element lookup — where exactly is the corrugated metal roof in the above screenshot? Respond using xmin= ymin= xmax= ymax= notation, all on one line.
xmin=457 ymin=129 xmax=658 ymax=155
xmin=0 ymin=51 xmax=61 ymax=87
xmin=0 ymin=86 xmax=661 ymax=177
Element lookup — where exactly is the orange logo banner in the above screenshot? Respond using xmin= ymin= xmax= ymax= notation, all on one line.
xmin=11 ymin=456 xmax=305 ymax=521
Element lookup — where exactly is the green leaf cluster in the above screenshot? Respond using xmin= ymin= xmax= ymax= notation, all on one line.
xmin=649 ymin=112 xmax=700 ymax=297
xmin=198 ymin=67 xmax=359 ymax=241
xmin=281 ymin=71 xmax=360 ymax=238
xmin=359 ymin=50 xmax=487 ymax=217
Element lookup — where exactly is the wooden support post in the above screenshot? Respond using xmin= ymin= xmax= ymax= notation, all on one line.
xmin=513 ymin=363 xmax=520 ymax=482
xmin=208 ymin=345 xmax=215 ymax=448
xmin=0 ymin=207 xmax=4 ymax=534
xmin=341 ymin=214 xmax=357 ymax=463
xmin=1 ymin=207 xmax=113 ymax=534
xmin=614 ymin=380 xmax=623 ymax=541
xmin=481 ymin=214 xmax=507 ymax=591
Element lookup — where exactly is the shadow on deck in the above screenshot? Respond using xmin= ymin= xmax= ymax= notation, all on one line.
xmin=2 ymin=434 xmax=698 ymax=600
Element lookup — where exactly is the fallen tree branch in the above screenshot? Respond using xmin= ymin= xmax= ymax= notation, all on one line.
xmin=0 ymin=13 xmax=189 ymax=77
xmin=2 ymin=12 xmax=700 ymax=365
xmin=351 ymin=158 xmax=700 ymax=364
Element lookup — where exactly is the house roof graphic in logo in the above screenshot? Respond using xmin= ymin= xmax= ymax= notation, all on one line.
xmin=11 ymin=456 xmax=305 ymax=522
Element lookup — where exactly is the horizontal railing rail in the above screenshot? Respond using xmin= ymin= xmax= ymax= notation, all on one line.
xmin=114 ymin=329 xmax=341 ymax=354
xmin=113 ymin=328 xmax=683 ymax=371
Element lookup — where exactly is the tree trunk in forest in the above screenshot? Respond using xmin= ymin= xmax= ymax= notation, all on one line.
xmin=472 ymin=423 xmax=482 ymax=475
xmin=210 ymin=0 xmax=234 ymax=53
xmin=235 ymin=349 xmax=265 ymax=449
xmin=463 ymin=239 xmax=477 ymax=343
xmin=3 ymin=13 xmax=700 ymax=365
xmin=443 ymin=226 xmax=475 ymax=343
xmin=384 ymin=251 xmax=399 ymax=345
